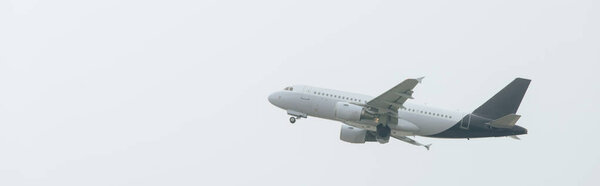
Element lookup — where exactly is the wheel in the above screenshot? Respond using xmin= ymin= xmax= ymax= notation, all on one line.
xmin=376 ymin=124 xmax=391 ymax=137
xmin=375 ymin=124 xmax=391 ymax=144
xmin=289 ymin=117 xmax=296 ymax=124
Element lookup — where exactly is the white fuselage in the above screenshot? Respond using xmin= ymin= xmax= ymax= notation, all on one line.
xmin=268 ymin=85 xmax=467 ymax=137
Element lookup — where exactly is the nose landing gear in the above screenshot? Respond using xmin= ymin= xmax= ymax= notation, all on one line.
xmin=286 ymin=110 xmax=307 ymax=124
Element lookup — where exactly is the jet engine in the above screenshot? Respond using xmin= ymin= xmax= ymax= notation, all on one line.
xmin=334 ymin=102 xmax=376 ymax=122
xmin=340 ymin=125 xmax=376 ymax=143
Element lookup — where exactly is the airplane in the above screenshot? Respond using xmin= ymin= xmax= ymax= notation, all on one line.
xmin=267 ymin=77 xmax=530 ymax=150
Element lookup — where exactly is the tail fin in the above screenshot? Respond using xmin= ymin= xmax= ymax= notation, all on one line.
xmin=472 ymin=78 xmax=531 ymax=119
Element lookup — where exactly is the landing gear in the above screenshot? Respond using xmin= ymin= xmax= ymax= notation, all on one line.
xmin=286 ymin=111 xmax=306 ymax=124
xmin=375 ymin=124 xmax=391 ymax=144
xmin=376 ymin=124 xmax=391 ymax=137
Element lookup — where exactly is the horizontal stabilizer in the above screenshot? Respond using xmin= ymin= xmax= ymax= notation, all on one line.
xmin=488 ymin=114 xmax=521 ymax=128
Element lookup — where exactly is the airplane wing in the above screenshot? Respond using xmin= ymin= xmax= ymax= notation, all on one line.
xmin=391 ymin=135 xmax=431 ymax=150
xmin=366 ymin=77 xmax=423 ymax=112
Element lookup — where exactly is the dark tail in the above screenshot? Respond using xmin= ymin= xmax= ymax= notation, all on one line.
xmin=472 ymin=78 xmax=531 ymax=119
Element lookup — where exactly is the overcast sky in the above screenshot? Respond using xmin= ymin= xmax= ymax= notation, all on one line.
xmin=1 ymin=0 xmax=599 ymax=185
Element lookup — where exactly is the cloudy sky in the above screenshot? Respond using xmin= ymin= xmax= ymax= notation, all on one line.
xmin=1 ymin=0 xmax=599 ymax=185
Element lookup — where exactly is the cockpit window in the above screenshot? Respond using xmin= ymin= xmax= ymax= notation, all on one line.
xmin=283 ymin=86 xmax=293 ymax=91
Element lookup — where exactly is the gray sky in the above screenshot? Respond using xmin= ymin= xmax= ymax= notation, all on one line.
xmin=1 ymin=0 xmax=599 ymax=185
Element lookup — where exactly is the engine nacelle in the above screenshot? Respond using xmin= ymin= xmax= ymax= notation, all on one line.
xmin=334 ymin=102 xmax=375 ymax=122
xmin=340 ymin=125 xmax=376 ymax=143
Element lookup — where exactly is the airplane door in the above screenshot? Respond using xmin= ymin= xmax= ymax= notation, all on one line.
xmin=298 ymin=88 xmax=312 ymax=114
xmin=300 ymin=88 xmax=311 ymax=101
xmin=460 ymin=114 xmax=471 ymax=129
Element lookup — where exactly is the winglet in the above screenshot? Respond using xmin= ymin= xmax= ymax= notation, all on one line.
xmin=509 ymin=135 xmax=521 ymax=140
xmin=416 ymin=77 xmax=425 ymax=84
xmin=424 ymin=144 xmax=432 ymax=150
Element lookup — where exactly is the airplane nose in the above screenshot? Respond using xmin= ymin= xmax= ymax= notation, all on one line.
xmin=268 ymin=92 xmax=277 ymax=105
